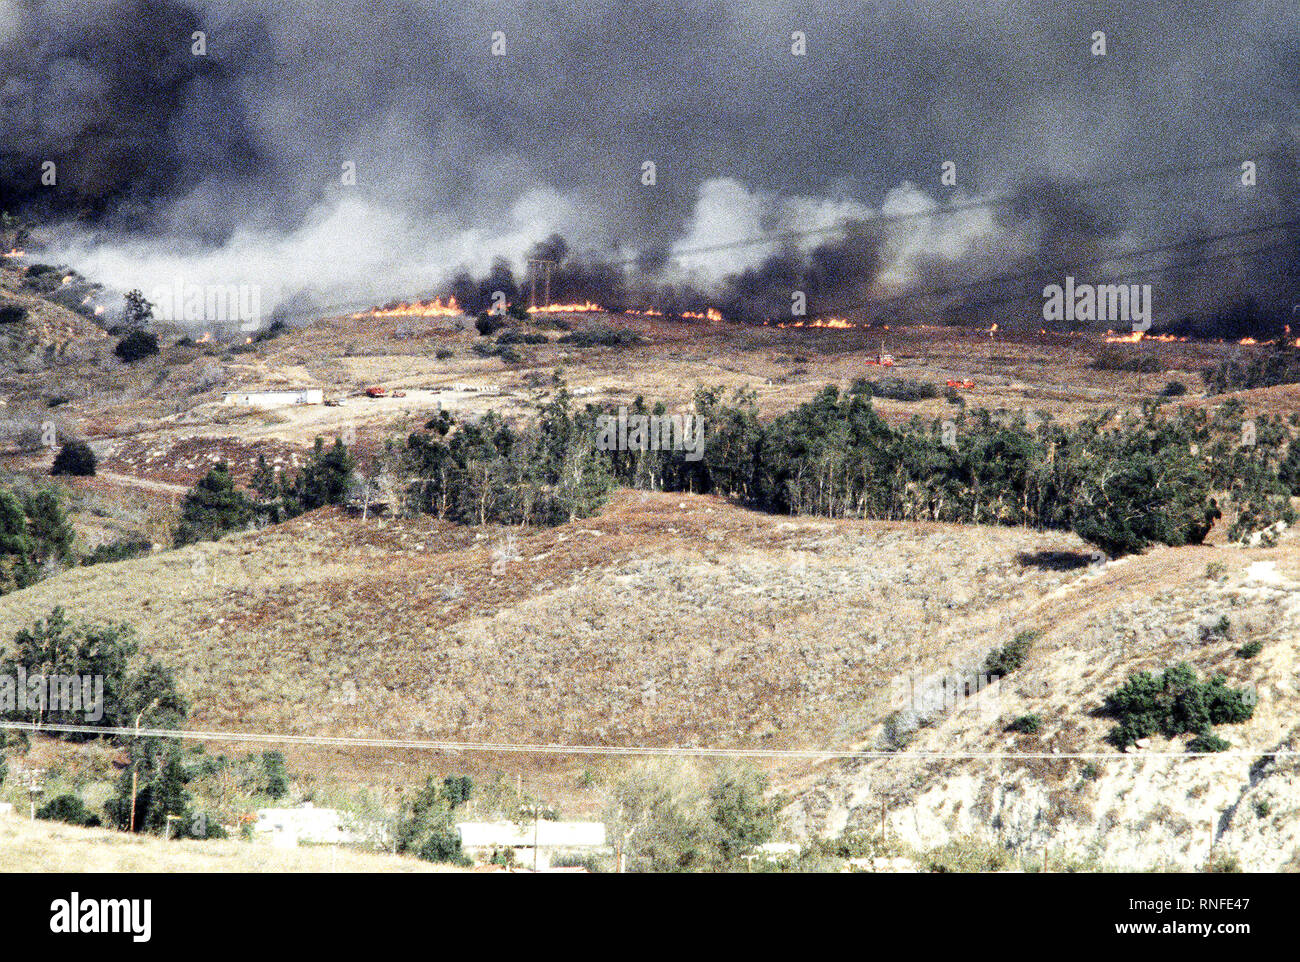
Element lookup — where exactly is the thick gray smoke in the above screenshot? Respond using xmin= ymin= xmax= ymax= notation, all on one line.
xmin=2 ymin=0 xmax=1299 ymax=327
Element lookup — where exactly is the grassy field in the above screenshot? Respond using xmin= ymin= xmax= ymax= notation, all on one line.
xmin=0 ymin=811 xmax=449 ymax=872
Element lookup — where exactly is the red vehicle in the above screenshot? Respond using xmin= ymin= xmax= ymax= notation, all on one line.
xmin=365 ymin=386 xmax=387 ymax=398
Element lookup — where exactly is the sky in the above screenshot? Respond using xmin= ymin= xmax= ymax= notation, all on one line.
xmin=2 ymin=0 xmax=1298 ymax=323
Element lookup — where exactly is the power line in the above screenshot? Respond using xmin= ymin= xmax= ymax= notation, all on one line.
xmin=794 ymin=216 xmax=1300 ymax=323
xmin=279 ymin=151 xmax=1278 ymax=320
xmin=574 ymin=152 xmax=1274 ymax=268
xmin=1 ymin=721 xmax=1295 ymax=761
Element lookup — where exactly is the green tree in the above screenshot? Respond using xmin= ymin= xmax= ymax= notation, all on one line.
xmin=174 ymin=464 xmax=256 ymax=546
xmin=51 ymin=441 xmax=97 ymax=476
xmin=23 ymin=488 xmax=73 ymax=567
xmin=705 ymin=768 xmax=779 ymax=868
xmin=0 ymin=607 xmax=187 ymax=735
xmin=105 ymin=740 xmax=193 ymax=834
xmin=394 ymin=776 xmax=470 ymax=865
xmin=290 ymin=437 xmax=354 ymax=511
xmin=123 ymin=289 xmax=154 ymax=328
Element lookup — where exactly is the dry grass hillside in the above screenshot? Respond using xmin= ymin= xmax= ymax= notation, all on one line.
xmin=0 ymin=809 xmax=446 ymax=872
xmin=0 ymin=485 xmax=1294 ymax=868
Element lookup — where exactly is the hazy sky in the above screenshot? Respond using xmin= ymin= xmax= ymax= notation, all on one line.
xmin=2 ymin=0 xmax=1298 ymax=318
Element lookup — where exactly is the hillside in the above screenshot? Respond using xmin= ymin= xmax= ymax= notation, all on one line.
xmin=0 ymin=488 xmax=1295 ymax=868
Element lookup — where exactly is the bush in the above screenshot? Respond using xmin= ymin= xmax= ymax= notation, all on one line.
xmin=0 ymin=304 xmax=27 ymax=324
xmin=260 ymin=751 xmax=290 ymax=799
xmin=852 ymin=377 xmax=940 ymax=401
xmin=1160 ymin=380 xmax=1187 ymax=397
xmin=1187 ymin=730 xmax=1230 ymax=753
xmin=435 ymin=348 xmax=454 ymax=360
xmin=475 ymin=312 xmax=504 ymax=336
xmin=394 ymin=776 xmax=471 ymax=866
xmin=82 ymin=536 xmax=152 ymax=566
xmin=36 ymin=793 xmax=101 ymax=827
xmin=173 ymin=464 xmax=256 ymax=546
xmin=1235 ymin=641 xmax=1263 ymax=660
xmin=982 ymin=630 xmax=1039 ymax=677
xmin=51 ymin=440 xmax=97 ymax=476
xmin=1102 ymin=663 xmax=1255 ymax=748
xmin=1006 ymin=713 xmax=1042 ymax=734
xmin=114 ymin=330 xmax=159 ymax=363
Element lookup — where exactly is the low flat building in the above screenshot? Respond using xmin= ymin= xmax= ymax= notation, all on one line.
xmin=252 ymin=803 xmax=366 ymax=846
xmin=457 ymin=821 xmax=607 ymax=870
xmin=223 ymin=388 xmax=323 ymax=408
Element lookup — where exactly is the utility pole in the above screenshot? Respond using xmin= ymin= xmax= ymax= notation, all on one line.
xmin=527 ymin=259 xmax=555 ymax=311
xmin=130 ymin=698 xmax=160 ymax=833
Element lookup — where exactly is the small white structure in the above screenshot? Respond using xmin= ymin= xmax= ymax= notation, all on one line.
xmin=253 ymin=803 xmax=362 ymax=846
xmin=458 ymin=821 xmax=607 ymax=869
xmin=223 ymin=388 xmax=322 ymax=409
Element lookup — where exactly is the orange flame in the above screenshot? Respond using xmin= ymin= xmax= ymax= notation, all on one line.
xmin=779 ymin=316 xmax=854 ymax=328
xmin=680 ymin=308 xmax=723 ymax=322
xmin=1 ymin=249 xmax=24 ymax=259
xmin=351 ymin=296 xmax=462 ymax=318
xmin=528 ymin=300 xmax=603 ymax=313
xmin=1238 ymin=337 xmax=1258 ymax=345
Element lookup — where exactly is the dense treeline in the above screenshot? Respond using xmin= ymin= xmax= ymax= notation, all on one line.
xmin=400 ymin=391 xmax=611 ymax=525
xmin=169 ymin=381 xmax=1297 ymax=558
xmin=601 ymin=385 xmax=1296 ymax=556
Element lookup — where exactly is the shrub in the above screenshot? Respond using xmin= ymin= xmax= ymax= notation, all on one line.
xmin=1187 ymin=730 xmax=1230 ymax=753
xmin=1160 ymin=380 xmax=1187 ymax=397
xmin=475 ymin=312 xmax=504 ymax=336
xmin=435 ymin=348 xmax=454 ymax=360
xmin=853 ymin=377 xmax=940 ymax=401
xmin=1102 ymin=663 xmax=1255 ymax=748
xmin=173 ymin=464 xmax=256 ymax=546
xmin=1235 ymin=641 xmax=1263 ymax=660
xmin=0 ymin=304 xmax=26 ymax=324
xmin=983 ymin=629 xmax=1039 ymax=677
xmin=394 ymin=776 xmax=471 ymax=866
xmin=260 ymin=751 xmax=290 ymax=799
xmin=82 ymin=536 xmax=152 ymax=566
xmin=51 ymin=440 xmax=96 ymax=476
xmin=1006 ymin=713 xmax=1043 ymax=734
xmin=1253 ymin=799 xmax=1271 ymax=818
xmin=114 ymin=330 xmax=159 ymax=363
xmin=1199 ymin=614 xmax=1231 ymax=643
xmin=36 ymin=794 xmax=101 ymax=827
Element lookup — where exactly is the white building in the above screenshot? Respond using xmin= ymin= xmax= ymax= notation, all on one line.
xmin=457 ymin=821 xmax=607 ymax=869
xmin=253 ymin=803 xmax=365 ymax=846
xmin=223 ymin=388 xmax=323 ymax=409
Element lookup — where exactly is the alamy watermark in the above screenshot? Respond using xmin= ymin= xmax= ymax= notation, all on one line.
xmin=596 ymin=407 xmax=705 ymax=462
xmin=0 ymin=668 xmax=104 ymax=722
xmin=1043 ymin=276 xmax=1152 ymax=332
xmin=148 ymin=276 xmax=262 ymax=331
